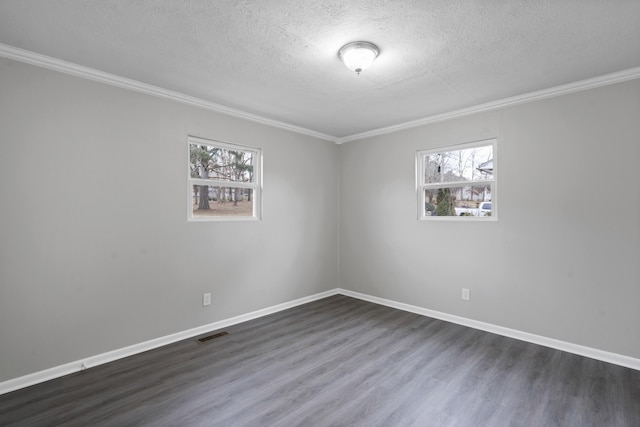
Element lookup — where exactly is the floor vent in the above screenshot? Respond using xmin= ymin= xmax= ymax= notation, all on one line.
xmin=196 ymin=331 xmax=229 ymax=344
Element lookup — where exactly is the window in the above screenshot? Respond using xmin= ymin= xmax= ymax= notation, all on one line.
xmin=188 ymin=136 xmax=261 ymax=221
xmin=417 ymin=139 xmax=496 ymax=220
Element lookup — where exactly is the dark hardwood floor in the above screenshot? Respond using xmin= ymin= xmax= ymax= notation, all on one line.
xmin=2 ymin=295 xmax=639 ymax=426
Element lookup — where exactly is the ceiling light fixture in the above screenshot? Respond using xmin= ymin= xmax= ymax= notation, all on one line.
xmin=338 ymin=41 xmax=379 ymax=75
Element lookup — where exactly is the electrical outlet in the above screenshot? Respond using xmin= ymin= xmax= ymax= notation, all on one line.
xmin=461 ymin=288 xmax=470 ymax=301
xmin=203 ymin=293 xmax=211 ymax=306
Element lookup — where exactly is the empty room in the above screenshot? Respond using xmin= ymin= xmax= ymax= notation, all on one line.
xmin=1 ymin=1 xmax=639 ymax=426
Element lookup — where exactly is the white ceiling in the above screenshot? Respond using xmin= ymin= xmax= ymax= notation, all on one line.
xmin=1 ymin=0 xmax=639 ymax=140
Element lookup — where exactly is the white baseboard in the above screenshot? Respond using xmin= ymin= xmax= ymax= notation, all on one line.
xmin=0 ymin=289 xmax=339 ymax=395
xmin=2 ymin=287 xmax=638 ymax=395
xmin=337 ymin=288 xmax=640 ymax=371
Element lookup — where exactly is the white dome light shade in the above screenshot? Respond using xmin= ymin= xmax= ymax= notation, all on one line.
xmin=339 ymin=41 xmax=379 ymax=74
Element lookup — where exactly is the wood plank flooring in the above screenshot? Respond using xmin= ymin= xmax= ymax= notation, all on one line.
xmin=1 ymin=295 xmax=639 ymax=426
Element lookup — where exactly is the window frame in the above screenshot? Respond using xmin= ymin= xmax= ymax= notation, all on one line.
xmin=187 ymin=135 xmax=262 ymax=222
xmin=416 ymin=138 xmax=497 ymax=221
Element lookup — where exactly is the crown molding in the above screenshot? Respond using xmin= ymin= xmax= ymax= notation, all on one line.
xmin=336 ymin=66 xmax=640 ymax=144
xmin=2 ymin=43 xmax=638 ymax=146
xmin=0 ymin=43 xmax=337 ymax=143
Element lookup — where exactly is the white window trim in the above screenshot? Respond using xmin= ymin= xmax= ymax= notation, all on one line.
xmin=188 ymin=135 xmax=262 ymax=222
xmin=416 ymin=138 xmax=497 ymax=221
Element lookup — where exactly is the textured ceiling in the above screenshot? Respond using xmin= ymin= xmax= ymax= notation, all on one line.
xmin=1 ymin=0 xmax=639 ymax=139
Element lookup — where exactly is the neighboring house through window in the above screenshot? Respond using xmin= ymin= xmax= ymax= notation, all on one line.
xmin=417 ymin=139 xmax=496 ymax=220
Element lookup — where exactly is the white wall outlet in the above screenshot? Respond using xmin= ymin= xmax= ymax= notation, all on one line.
xmin=203 ymin=293 xmax=211 ymax=306
xmin=461 ymin=288 xmax=470 ymax=301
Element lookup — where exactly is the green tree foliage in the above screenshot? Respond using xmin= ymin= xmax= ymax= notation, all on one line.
xmin=435 ymin=188 xmax=455 ymax=216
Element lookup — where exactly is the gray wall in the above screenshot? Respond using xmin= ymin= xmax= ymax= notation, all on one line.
xmin=0 ymin=58 xmax=340 ymax=382
xmin=340 ymin=79 xmax=640 ymax=359
xmin=1 ymin=56 xmax=638 ymax=384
